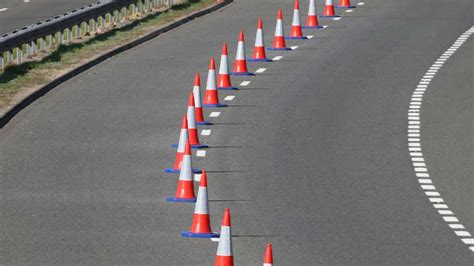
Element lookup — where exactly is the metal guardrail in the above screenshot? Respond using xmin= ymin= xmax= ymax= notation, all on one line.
xmin=0 ymin=0 xmax=187 ymax=71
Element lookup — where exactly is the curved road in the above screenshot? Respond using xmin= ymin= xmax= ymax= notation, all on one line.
xmin=1 ymin=0 xmax=473 ymax=264
xmin=0 ymin=0 xmax=100 ymax=36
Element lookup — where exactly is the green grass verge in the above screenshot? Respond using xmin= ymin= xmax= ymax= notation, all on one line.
xmin=0 ymin=0 xmax=215 ymax=110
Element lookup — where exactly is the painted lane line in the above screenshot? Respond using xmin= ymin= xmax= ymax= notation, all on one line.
xmin=224 ymin=95 xmax=235 ymax=101
xmin=240 ymin=81 xmax=251 ymax=86
xmin=196 ymin=150 xmax=206 ymax=157
xmin=407 ymin=26 xmax=474 ymax=252
xmin=333 ymin=17 xmax=342 ymax=21
xmin=194 ymin=174 xmax=201 ymax=182
xmin=201 ymin=129 xmax=211 ymax=136
xmin=255 ymin=68 xmax=266 ymax=73
xmin=209 ymin=112 xmax=221 ymax=118
xmin=358 ymin=2 xmax=365 ymax=5
xmin=322 ymin=25 xmax=329 ymax=29
xmin=345 ymin=9 xmax=354 ymax=13
xmin=291 ymin=45 xmax=299 ymax=50
xmin=272 ymin=56 xmax=283 ymax=61
xmin=0 ymin=8 xmax=8 ymax=12
xmin=307 ymin=35 xmax=314 ymax=39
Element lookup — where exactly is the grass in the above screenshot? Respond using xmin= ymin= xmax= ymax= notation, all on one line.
xmin=0 ymin=0 xmax=216 ymax=112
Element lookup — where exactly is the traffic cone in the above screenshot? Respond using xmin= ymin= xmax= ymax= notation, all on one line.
xmin=194 ymin=73 xmax=212 ymax=125
xmin=303 ymin=0 xmax=323 ymax=29
xmin=263 ymin=244 xmax=273 ymax=266
xmin=336 ymin=0 xmax=356 ymax=8
xmin=167 ymin=140 xmax=197 ymax=202
xmin=182 ymin=171 xmax=220 ymax=238
xmin=268 ymin=9 xmax=291 ymax=51
xmin=248 ymin=18 xmax=271 ymax=62
xmin=203 ymin=57 xmax=227 ymax=107
xmin=231 ymin=31 xmax=253 ymax=76
xmin=187 ymin=92 xmax=208 ymax=149
xmin=217 ymin=43 xmax=238 ymax=90
xmin=215 ymin=208 xmax=233 ymax=266
xmin=286 ymin=0 xmax=307 ymax=39
xmin=321 ymin=0 xmax=339 ymax=17
xmin=166 ymin=114 xmax=202 ymax=174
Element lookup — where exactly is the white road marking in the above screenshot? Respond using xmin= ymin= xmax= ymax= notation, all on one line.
xmin=196 ymin=150 xmax=206 ymax=157
xmin=240 ymin=81 xmax=251 ymax=86
xmin=255 ymin=68 xmax=266 ymax=73
xmin=211 ymin=237 xmax=220 ymax=242
xmin=291 ymin=45 xmax=299 ymax=50
xmin=322 ymin=25 xmax=329 ymax=28
xmin=0 ymin=8 xmax=8 ymax=12
xmin=345 ymin=9 xmax=354 ymax=13
xmin=24 ymin=0 xmax=31 ymax=2
xmin=194 ymin=174 xmax=201 ymax=182
xmin=407 ymin=26 xmax=474 ymax=251
xmin=333 ymin=17 xmax=341 ymax=21
xmin=307 ymin=35 xmax=314 ymax=39
xmin=224 ymin=95 xmax=235 ymax=101
xmin=209 ymin=112 xmax=220 ymax=118
xmin=358 ymin=2 xmax=365 ymax=5
xmin=201 ymin=129 xmax=211 ymax=136
xmin=272 ymin=56 xmax=283 ymax=61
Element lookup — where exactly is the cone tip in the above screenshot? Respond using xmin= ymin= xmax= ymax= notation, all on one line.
xmin=181 ymin=113 xmax=188 ymax=129
xmin=294 ymin=0 xmax=300 ymax=9
xmin=257 ymin=18 xmax=263 ymax=29
xmin=185 ymin=140 xmax=191 ymax=155
xmin=194 ymin=73 xmax=200 ymax=86
xmin=239 ymin=30 xmax=244 ymax=41
xmin=264 ymin=243 xmax=273 ymax=263
xmin=277 ymin=8 xmax=283 ymax=19
xmin=188 ymin=92 xmax=195 ymax=106
xmin=200 ymin=170 xmax=208 ymax=187
xmin=222 ymin=208 xmax=231 ymax=226
xmin=209 ymin=57 xmax=216 ymax=70
xmin=222 ymin=43 xmax=228 ymax=55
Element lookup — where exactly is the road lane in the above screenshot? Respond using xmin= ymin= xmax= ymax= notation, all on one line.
xmin=1 ymin=0 xmax=473 ymax=264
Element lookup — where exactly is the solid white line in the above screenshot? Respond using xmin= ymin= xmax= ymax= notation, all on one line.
xmin=240 ymin=81 xmax=251 ymax=86
xmin=201 ymin=129 xmax=211 ymax=136
xmin=196 ymin=150 xmax=206 ymax=157
xmin=209 ymin=112 xmax=220 ymax=118
xmin=272 ymin=56 xmax=283 ymax=61
xmin=255 ymin=68 xmax=266 ymax=73
xmin=224 ymin=95 xmax=235 ymax=101
xmin=291 ymin=45 xmax=299 ymax=50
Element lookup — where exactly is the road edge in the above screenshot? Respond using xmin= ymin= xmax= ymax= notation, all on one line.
xmin=0 ymin=0 xmax=233 ymax=128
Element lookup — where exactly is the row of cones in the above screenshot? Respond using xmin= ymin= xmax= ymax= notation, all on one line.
xmin=162 ymin=0 xmax=355 ymax=264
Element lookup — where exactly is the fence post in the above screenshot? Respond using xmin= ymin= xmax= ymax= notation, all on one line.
xmin=15 ymin=47 xmax=23 ymax=65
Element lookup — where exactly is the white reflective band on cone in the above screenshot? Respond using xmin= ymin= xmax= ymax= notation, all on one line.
xmin=194 ymin=187 xmax=209 ymax=214
xmin=216 ymin=226 xmax=233 ymax=256
xmin=179 ymin=155 xmax=193 ymax=181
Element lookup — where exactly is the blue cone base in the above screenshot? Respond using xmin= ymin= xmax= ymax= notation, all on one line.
xmin=171 ymin=143 xmax=208 ymax=149
xmin=335 ymin=6 xmax=356 ymax=8
xmin=181 ymin=231 xmax=220 ymax=238
xmin=163 ymin=168 xmax=202 ymax=174
xmin=285 ymin=36 xmax=308 ymax=40
xmin=166 ymin=197 xmax=196 ymax=202
xmin=217 ymin=87 xmax=239 ymax=91
xmin=267 ymin=47 xmax=292 ymax=51
xmin=196 ymin=121 xmax=213 ymax=125
xmin=320 ymin=15 xmax=340 ymax=18
xmin=247 ymin=58 xmax=272 ymax=62
xmin=230 ymin=72 xmax=255 ymax=76
xmin=202 ymin=103 xmax=227 ymax=107
xmin=302 ymin=25 xmax=323 ymax=29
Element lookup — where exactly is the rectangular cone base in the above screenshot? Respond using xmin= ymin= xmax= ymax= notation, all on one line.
xmin=267 ymin=47 xmax=292 ymax=51
xmin=166 ymin=197 xmax=197 ymax=202
xmin=181 ymin=231 xmax=220 ymax=238
xmin=163 ymin=168 xmax=202 ymax=174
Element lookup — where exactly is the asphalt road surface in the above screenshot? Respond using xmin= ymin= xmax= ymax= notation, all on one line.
xmin=0 ymin=0 xmax=100 ymax=36
xmin=1 ymin=0 xmax=473 ymax=264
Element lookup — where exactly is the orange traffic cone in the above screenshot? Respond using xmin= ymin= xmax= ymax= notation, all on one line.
xmin=263 ymin=244 xmax=273 ymax=266
xmin=303 ymin=0 xmax=323 ymax=29
xmin=203 ymin=57 xmax=227 ymax=107
xmin=286 ymin=0 xmax=307 ymax=39
xmin=321 ymin=0 xmax=339 ymax=17
xmin=231 ymin=31 xmax=254 ymax=76
xmin=182 ymin=171 xmax=219 ymax=238
xmin=217 ymin=43 xmax=238 ymax=90
xmin=268 ymin=9 xmax=291 ymax=50
xmin=249 ymin=18 xmax=271 ymax=62
xmin=336 ymin=0 xmax=356 ymax=8
xmin=215 ymin=208 xmax=233 ymax=266
xmin=167 ymin=141 xmax=197 ymax=202
xmin=194 ymin=73 xmax=212 ymax=125
xmin=187 ymin=92 xmax=208 ymax=149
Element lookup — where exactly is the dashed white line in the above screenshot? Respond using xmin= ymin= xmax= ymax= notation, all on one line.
xmin=196 ymin=150 xmax=206 ymax=157
xmin=224 ymin=95 xmax=235 ymax=101
xmin=201 ymin=129 xmax=211 ymax=136
xmin=272 ymin=56 xmax=283 ymax=61
xmin=209 ymin=112 xmax=221 ymax=118
xmin=194 ymin=174 xmax=201 ymax=182
xmin=0 ymin=8 xmax=8 ymax=12
xmin=358 ymin=2 xmax=365 ymax=5
xmin=345 ymin=9 xmax=354 ymax=13
xmin=407 ymin=25 xmax=474 ymax=252
xmin=255 ymin=68 xmax=266 ymax=73
xmin=240 ymin=81 xmax=251 ymax=86
xmin=333 ymin=17 xmax=341 ymax=21
xmin=307 ymin=35 xmax=314 ymax=39
xmin=291 ymin=45 xmax=299 ymax=50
